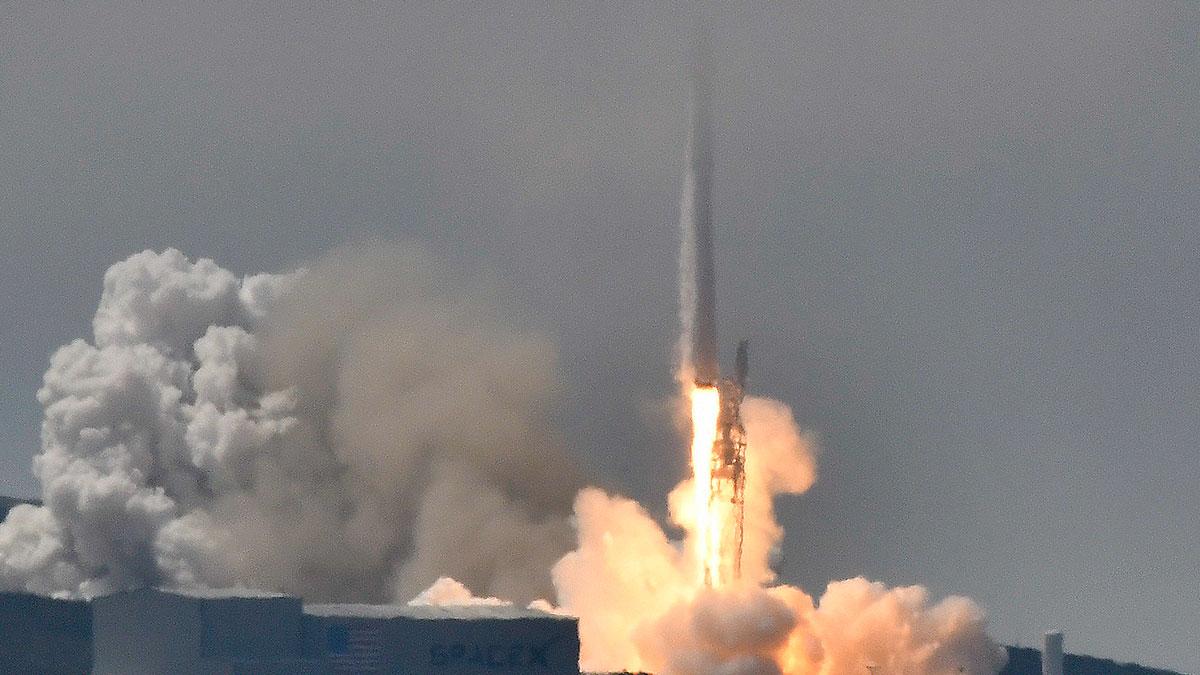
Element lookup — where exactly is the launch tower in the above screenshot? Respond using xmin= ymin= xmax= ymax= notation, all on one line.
xmin=709 ymin=342 xmax=748 ymax=583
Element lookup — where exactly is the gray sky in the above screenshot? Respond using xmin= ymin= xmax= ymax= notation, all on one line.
xmin=1 ymin=2 xmax=1197 ymax=671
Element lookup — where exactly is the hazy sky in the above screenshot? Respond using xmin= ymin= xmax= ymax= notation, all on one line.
xmin=1 ymin=3 xmax=1197 ymax=671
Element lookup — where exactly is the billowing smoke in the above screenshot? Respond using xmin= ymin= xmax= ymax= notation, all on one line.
xmin=408 ymin=577 xmax=509 ymax=607
xmin=0 ymin=244 xmax=1007 ymax=674
xmin=543 ymin=396 xmax=1007 ymax=674
xmin=0 ymin=244 xmax=579 ymax=603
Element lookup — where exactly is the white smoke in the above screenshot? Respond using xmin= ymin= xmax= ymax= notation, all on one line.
xmin=408 ymin=577 xmax=510 ymax=607
xmin=540 ymin=389 xmax=1008 ymax=672
xmin=0 ymin=245 xmax=579 ymax=603
xmin=543 ymin=395 xmax=1007 ymax=674
xmin=0 ymin=244 xmax=1007 ymax=674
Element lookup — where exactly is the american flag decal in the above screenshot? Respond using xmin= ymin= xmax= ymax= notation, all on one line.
xmin=328 ymin=623 xmax=383 ymax=673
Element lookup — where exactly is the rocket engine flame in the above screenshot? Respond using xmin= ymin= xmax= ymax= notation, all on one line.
xmin=689 ymin=384 xmax=722 ymax=586
xmin=688 ymin=376 xmax=748 ymax=590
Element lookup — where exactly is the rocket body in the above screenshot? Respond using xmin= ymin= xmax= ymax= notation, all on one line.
xmin=686 ymin=35 xmax=720 ymax=386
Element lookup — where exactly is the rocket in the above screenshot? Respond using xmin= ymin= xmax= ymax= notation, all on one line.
xmin=686 ymin=30 xmax=720 ymax=387
xmin=681 ymin=30 xmax=749 ymax=585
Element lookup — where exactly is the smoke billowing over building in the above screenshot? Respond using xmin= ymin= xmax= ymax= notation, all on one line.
xmin=0 ymin=587 xmax=580 ymax=674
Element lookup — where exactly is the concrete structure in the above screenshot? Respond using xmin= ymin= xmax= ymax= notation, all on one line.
xmin=303 ymin=603 xmax=580 ymax=675
xmin=0 ymin=579 xmax=1183 ymax=674
xmin=86 ymin=587 xmax=579 ymax=674
xmin=0 ymin=592 xmax=91 ymax=674
xmin=1001 ymin=644 xmax=1182 ymax=675
xmin=91 ymin=587 xmax=323 ymax=674
xmin=1043 ymin=631 xmax=1064 ymax=675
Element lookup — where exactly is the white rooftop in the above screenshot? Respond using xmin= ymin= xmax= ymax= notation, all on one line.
xmin=304 ymin=603 xmax=574 ymax=621
xmin=145 ymin=587 xmax=295 ymax=600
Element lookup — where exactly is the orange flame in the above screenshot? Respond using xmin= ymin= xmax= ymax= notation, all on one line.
xmin=689 ymin=384 xmax=723 ymax=587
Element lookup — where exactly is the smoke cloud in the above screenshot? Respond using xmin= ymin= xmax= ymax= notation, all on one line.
xmin=408 ymin=577 xmax=510 ymax=607
xmin=0 ymin=244 xmax=1006 ymax=674
xmin=545 ymin=395 xmax=1007 ymax=674
xmin=0 ymin=244 xmax=579 ymax=603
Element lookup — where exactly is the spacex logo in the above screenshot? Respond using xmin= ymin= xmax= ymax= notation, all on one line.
xmin=428 ymin=634 xmax=566 ymax=670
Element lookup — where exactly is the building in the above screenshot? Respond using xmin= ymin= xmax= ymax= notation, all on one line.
xmin=91 ymin=587 xmax=321 ymax=674
xmin=0 ymin=584 xmax=1183 ymax=674
xmin=0 ymin=591 xmax=91 ymax=674
xmin=87 ymin=587 xmax=580 ymax=674
xmin=303 ymin=602 xmax=580 ymax=674
xmin=1000 ymin=645 xmax=1183 ymax=675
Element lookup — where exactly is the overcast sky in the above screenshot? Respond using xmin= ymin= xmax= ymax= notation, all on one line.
xmin=1 ymin=3 xmax=1197 ymax=671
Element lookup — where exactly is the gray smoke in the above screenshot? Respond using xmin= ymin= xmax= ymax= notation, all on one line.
xmin=0 ymin=244 xmax=580 ymax=602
